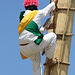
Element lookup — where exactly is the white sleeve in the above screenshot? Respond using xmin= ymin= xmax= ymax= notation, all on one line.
xmin=39 ymin=2 xmax=55 ymax=18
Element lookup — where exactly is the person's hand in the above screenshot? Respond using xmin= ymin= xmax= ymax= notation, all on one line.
xmin=53 ymin=0 xmax=58 ymax=5
xmin=46 ymin=23 xmax=56 ymax=30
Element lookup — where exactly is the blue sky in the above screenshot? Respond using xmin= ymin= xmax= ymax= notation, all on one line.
xmin=0 ymin=0 xmax=75 ymax=75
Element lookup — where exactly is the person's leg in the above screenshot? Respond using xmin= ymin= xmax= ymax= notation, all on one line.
xmin=29 ymin=52 xmax=42 ymax=75
xmin=44 ymin=32 xmax=57 ymax=59
xmin=20 ymin=32 xmax=57 ymax=58
xmin=43 ymin=32 xmax=57 ymax=66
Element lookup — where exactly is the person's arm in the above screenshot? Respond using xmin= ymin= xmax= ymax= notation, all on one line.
xmin=39 ymin=2 xmax=55 ymax=18
xmin=39 ymin=0 xmax=58 ymax=18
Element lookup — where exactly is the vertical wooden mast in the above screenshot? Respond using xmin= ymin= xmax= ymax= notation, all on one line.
xmin=44 ymin=0 xmax=75 ymax=75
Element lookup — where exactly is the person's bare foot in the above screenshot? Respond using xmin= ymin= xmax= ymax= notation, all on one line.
xmin=43 ymin=58 xmax=58 ymax=66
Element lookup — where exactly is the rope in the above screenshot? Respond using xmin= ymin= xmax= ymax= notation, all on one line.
xmin=53 ymin=5 xmax=58 ymax=33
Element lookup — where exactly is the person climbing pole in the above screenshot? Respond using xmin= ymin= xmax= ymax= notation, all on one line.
xmin=18 ymin=0 xmax=58 ymax=75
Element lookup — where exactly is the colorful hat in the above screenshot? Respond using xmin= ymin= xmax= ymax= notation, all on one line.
xmin=23 ymin=0 xmax=39 ymax=7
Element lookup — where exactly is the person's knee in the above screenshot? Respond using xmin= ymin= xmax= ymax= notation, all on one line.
xmin=52 ymin=32 xmax=57 ymax=39
xmin=49 ymin=32 xmax=57 ymax=39
xmin=43 ymin=32 xmax=57 ymax=42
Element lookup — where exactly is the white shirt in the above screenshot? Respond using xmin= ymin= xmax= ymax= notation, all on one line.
xmin=19 ymin=2 xmax=55 ymax=44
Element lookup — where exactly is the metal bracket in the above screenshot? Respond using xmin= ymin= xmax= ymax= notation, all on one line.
xmin=57 ymin=7 xmax=75 ymax=11
xmin=56 ymin=33 xmax=74 ymax=40
xmin=60 ymin=61 xmax=70 ymax=65
xmin=52 ymin=61 xmax=70 ymax=66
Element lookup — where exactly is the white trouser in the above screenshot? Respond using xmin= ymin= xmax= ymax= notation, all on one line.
xmin=20 ymin=32 xmax=57 ymax=75
xmin=29 ymin=52 xmax=42 ymax=75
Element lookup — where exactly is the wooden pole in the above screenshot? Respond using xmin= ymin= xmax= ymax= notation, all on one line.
xmin=44 ymin=0 xmax=75 ymax=75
